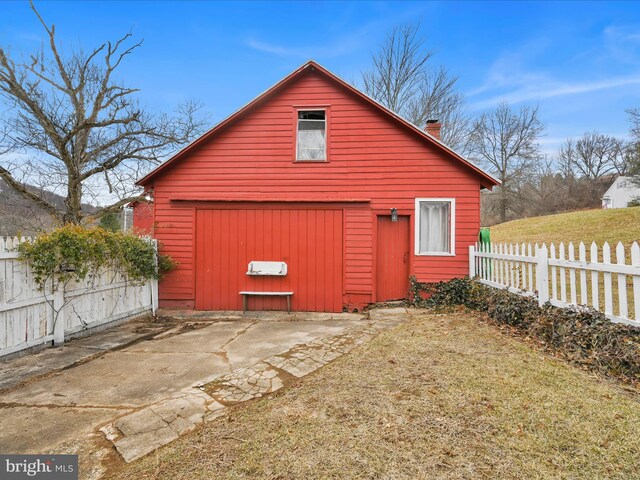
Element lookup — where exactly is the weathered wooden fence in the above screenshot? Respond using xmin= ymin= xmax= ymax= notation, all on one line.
xmin=470 ymin=241 xmax=640 ymax=328
xmin=0 ymin=237 xmax=158 ymax=358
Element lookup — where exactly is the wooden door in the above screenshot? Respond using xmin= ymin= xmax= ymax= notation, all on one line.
xmin=376 ymin=215 xmax=410 ymax=301
xmin=195 ymin=207 xmax=343 ymax=312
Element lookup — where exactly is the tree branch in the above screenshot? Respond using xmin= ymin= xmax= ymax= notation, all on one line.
xmin=87 ymin=195 xmax=148 ymax=221
xmin=0 ymin=165 xmax=62 ymax=222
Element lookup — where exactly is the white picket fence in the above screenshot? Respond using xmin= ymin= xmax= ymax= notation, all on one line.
xmin=0 ymin=236 xmax=159 ymax=358
xmin=469 ymin=241 xmax=640 ymax=328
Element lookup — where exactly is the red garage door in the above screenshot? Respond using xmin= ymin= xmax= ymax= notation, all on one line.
xmin=195 ymin=208 xmax=343 ymax=312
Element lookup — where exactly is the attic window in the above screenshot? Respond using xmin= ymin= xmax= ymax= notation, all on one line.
xmin=297 ymin=110 xmax=326 ymax=160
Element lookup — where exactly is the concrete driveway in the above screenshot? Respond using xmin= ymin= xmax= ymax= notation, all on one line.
xmin=0 ymin=311 xmax=364 ymax=459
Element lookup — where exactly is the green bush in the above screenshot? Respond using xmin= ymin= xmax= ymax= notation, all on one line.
xmin=99 ymin=212 xmax=121 ymax=232
xmin=409 ymin=275 xmax=472 ymax=307
xmin=17 ymin=224 xmax=176 ymax=289
xmin=415 ymin=277 xmax=640 ymax=384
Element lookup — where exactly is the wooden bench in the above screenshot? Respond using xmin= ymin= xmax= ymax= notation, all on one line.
xmin=240 ymin=291 xmax=293 ymax=313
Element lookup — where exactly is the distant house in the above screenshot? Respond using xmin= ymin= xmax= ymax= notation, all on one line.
xmin=134 ymin=61 xmax=499 ymax=312
xmin=601 ymin=176 xmax=640 ymax=209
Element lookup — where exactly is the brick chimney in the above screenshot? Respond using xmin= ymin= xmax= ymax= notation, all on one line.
xmin=425 ymin=119 xmax=441 ymax=140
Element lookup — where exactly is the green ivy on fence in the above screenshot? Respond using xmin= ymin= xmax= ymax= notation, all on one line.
xmin=17 ymin=224 xmax=176 ymax=290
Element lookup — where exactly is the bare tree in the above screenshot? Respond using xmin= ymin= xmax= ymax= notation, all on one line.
xmin=482 ymin=159 xmax=560 ymax=225
xmin=0 ymin=2 xmax=207 ymax=226
xmin=468 ymin=102 xmax=545 ymax=223
xmin=522 ymin=159 xmax=568 ymax=216
xmin=558 ymin=133 xmax=626 ymax=180
xmin=629 ymin=108 xmax=640 ymax=140
xmin=361 ymin=24 xmax=470 ymax=153
xmin=626 ymin=108 xmax=640 ymax=187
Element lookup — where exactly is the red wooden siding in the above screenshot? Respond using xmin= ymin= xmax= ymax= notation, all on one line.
xmin=376 ymin=215 xmax=410 ymax=301
xmin=150 ymin=67 xmax=485 ymax=310
xmin=132 ymin=202 xmax=154 ymax=235
xmin=195 ymin=207 xmax=343 ymax=312
xmin=344 ymin=208 xmax=373 ymax=294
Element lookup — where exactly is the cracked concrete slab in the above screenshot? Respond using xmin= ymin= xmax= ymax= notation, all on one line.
xmin=111 ymin=393 xmax=209 ymax=462
xmin=263 ymin=322 xmax=380 ymax=378
xmin=0 ymin=319 xmax=169 ymax=391
xmin=112 ymin=426 xmax=179 ymax=464
xmin=0 ymin=308 xmax=407 ymax=470
xmin=0 ymin=405 xmax=129 ymax=454
xmin=159 ymin=309 xmax=365 ymax=323
xmin=0 ymin=351 xmax=230 ymax=407
xmin=105 ymin=389 xmax=227 ymax=463
xmin=123 ymin=321 xmax=255 ymax=354
xmin=106 ymin=310 xmax=409 ymax=464
xmin=205 ymin=362 xmax=285 ymax=405
xmin=223 ymin=320 xmax=358 ymax=368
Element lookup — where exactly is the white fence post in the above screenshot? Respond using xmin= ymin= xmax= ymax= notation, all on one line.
xmin=151 ymin=239 xmax=159 ymax=315
xmin=469 ymin=244 xmax=476 ymax=278
xmin=603 ymin=243 xmax=613 ymax=316
xmin=632 ymin=242 xmax=640 ymax=322
xmin=52 ymin=286 xmax=65 ymax=347
xmin=536 ymin=245 xmax=549 ymax=306
xmin=151 ymin=278 xmax=159 ymax=315
xmin=616 ymin=242 xmax=628 ymax=320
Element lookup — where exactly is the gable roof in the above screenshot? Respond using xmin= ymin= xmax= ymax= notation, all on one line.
xmin=604 ymin=176 xmax=640 ymax=196
xmin=137 ymin=60 xmax=500 ymax=189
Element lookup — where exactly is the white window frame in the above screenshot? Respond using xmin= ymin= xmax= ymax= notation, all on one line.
xmin=414 ymin=198 xmax=456 ymax=256
xmin=295 ymin=109 xmax=327 ymax=161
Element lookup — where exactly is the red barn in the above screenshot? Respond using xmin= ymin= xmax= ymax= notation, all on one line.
xmin=137 ymin=61 xmax=498 ymax=312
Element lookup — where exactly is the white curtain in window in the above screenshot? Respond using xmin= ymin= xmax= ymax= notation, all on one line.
xmin=419 ymin=201 xmax=450 ymax=253
xmin=297 ymin=129 xmax=326 ymax=160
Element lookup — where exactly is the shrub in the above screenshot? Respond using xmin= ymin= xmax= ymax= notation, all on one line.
xmin=409 ymin=275 xmax=472 ymax=307
xmin=99 ymin=212 xmax=121 ymax=232
xmin=415 ymin=277 xmax=640 ymax=384
xmin=17 ymin=225 xmax=176 ymax=290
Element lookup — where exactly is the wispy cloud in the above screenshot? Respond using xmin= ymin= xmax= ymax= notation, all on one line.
xmin=605 ymin=25 xmax=640 ymax=43
xmin=466 ymin=37 xmax=552 ymax=98
xmin=470 ymin=74 xmax=640 ymax=110
xmin=243 ymin=12 xmax=382 ymax=60
xmin=244 ymin=36 xmax=363 ymax=59
xmin=243 ymin=3 xmax=433 ymax=60
xmin=468 ymin=25 xmax=640 ymax=111
xmin=17 ymin=33 xmax=42 ymax=43
xmin=602 ymin=24 xmax=640 ymax=65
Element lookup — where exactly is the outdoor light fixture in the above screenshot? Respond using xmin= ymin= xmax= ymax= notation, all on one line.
xmin=390 ymin=208 xmax=398 ymax=222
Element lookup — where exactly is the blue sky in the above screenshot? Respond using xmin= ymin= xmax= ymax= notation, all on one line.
xmin=2 ymin=0 xmax=640 ymax=156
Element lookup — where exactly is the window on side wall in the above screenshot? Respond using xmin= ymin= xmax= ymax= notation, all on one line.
xmin=415 ymin=198 xmax=455 ymax=255
xmin=297 ymin=110 xmax=326 ymax=161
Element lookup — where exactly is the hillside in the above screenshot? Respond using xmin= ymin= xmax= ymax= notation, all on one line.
xmin=489 ymin=208 xmax=640 ymax=247
xmin=0 ymin=179 xmax=98 ymax=236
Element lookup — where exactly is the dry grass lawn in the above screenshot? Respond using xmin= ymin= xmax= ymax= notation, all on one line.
xmin=489 ymin=208 xmax=640 ymax=321
xmin=109 ymin=310 xmax=640 ymax=479
xmin=489 ymin=207 xmax=640 ymax=248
